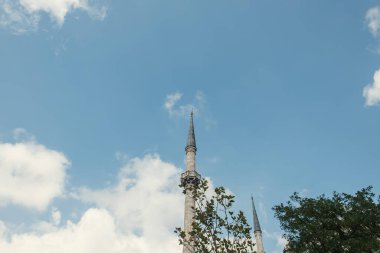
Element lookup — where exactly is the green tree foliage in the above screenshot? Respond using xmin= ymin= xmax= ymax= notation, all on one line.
xmin=175 ymin=179 xmax=255 ymax=253
xmin=273 ymin=186 xmax=380 ymax=253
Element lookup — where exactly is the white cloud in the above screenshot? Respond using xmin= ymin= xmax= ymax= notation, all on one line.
xmin=164 ymin=91 xmax=206 ymax=118
xmin=0 ymin=130 xmax=220 ymax=253
xmin=0 ymin=0 xmax=106 ymax=33
xmin=0 ymin=136 xmax=69 ymax=211
xmin=76 ymin=154 xmax=183 ymax=252
xmin=0 ymin=208 xmax=129 ymax=253
xmin=363 ymin=68 xmax=380 ymax=106
xmin=164 ymin=92 xmax=190 ymax=117
xmin=366 ymin=7 xmax=380 ymax=37
xmin=0 ymin=154 xmax=185 ymax=253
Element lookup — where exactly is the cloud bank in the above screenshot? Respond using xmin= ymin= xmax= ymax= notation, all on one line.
xmin=0 ymin=143 xmax=183 ymax=253
xmin=76 ymin=154 xmax=183 ymax=253
xmin=0 ymin=133 xmax=69 ymax=211
xmin=0 ymin=0 xmax=106 ymax=33
xmin=0 ymin=129 xmax=246 ymax=253
xmin=0 ymin=208 xmax=126 ymax=253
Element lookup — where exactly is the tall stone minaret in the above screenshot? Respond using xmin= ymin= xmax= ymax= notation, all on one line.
xmin=181 ymin=112 xmax=201 ymax=253
xmin=251 ymin=195 xmax=265 ymax=253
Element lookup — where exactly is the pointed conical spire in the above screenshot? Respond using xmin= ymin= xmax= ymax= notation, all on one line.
xmin=185 ymin=111 xmax=196 ymax=152
xmin=251 ymin=195 xmax=262 ymax=232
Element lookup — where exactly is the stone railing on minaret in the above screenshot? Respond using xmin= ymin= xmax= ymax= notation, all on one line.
xmin=251 ymin=195 xmax=265 ymax=253
xmin=182 ymin=111 xmax=201 ymax=253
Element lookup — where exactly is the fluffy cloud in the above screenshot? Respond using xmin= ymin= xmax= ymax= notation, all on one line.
xmin=0 ymin=208 xmax=128 ymax=253
xmin=366 ymin=7 xmax=380 ymax=37
xmin=0 ymin=133 xmax=69 ymax=211
xmin=0 ymin=127 xmax=215 ymax=252
xmin=77 ymin=154 xmax=183 ymax=252
xmin=0 ymin=0 xmax=106 ymax=33
xmin=363 ymin=69 xmax=380 ymax=106
xmin=164 ymin=91 xmax=206 ymax=118
xmin=0 ymin=154 xmax=184 ymax=253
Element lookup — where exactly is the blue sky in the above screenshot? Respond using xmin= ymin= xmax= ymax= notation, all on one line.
xmin=1 ymin=0 xmax=380 ymax=252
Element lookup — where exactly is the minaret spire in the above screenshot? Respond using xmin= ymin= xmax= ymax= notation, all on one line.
xmin=251 ymin=195 xmax=265 ymax=253
xmin=181 ymin=111 xmax=201 ymax=253
xmin=251 ymin=195 xmax=262 ymax=232
xmin=186 ymin=110 xmax=196 ymax=152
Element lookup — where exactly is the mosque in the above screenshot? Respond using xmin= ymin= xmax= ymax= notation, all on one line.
xmin=180 ymin=112 xmax=265 ymax=253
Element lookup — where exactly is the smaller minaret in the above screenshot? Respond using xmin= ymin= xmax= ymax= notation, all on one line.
xmin=251 ymin=195 xmax=265 ymax=253
xmin=181 ymin=111 xmax=201 ymax=253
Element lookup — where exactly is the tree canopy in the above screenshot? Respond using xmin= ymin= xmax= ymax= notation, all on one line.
xmin=273 ymin=186 xmax=380 ymax=253
xmin=175 ymin=179 xmax=254 ymax=253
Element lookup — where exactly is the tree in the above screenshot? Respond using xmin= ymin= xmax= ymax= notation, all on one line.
xmin=273 ymin=186 xmax=380 ymax=253
xmin=175 ymin=178 xmax=255 ymax=253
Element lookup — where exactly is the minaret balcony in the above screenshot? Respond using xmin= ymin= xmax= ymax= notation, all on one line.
xmin=181 ymin=170 xmax=201 ymax=186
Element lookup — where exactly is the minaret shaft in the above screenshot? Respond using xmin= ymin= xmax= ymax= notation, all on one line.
xmin=254 ymin=231 xmax=265 ymax=253
xmin=183 ymin=147 xmax=196 ymax=253
xmin=185 ymin=150 xmax=196 ymax=171
xmin=183 ymin=183 xmax=195 ymax=253
xmin=182 ymin=112 xmax=200 ymax=253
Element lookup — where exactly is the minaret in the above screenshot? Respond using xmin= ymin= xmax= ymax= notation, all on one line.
xmin=251 ymin=195 xmax=265 ymax=253
xmin=181 ymin=111 xmax=201 ymax=253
